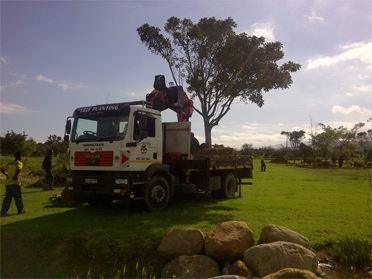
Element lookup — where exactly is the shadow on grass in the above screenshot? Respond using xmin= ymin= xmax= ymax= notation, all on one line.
xmin=2 ymin=192 xmax=237 ymax=240
xmin=1 ymin=193 xmax=238 ymax=278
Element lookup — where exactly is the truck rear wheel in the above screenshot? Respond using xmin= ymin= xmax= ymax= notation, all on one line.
xmin=144 ymin=175 xmax=170 ymax=212
xmin=222 ymin=172 xmax=236 ymax=199
xmin=86 ymin=198 xmax=113 ymax=207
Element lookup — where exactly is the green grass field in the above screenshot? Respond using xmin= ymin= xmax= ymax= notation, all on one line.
xmin=0 ymin=158 xmax=371 ymax=278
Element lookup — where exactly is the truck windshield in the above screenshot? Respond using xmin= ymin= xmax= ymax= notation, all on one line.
xmin=71 ymin=116 xmax=129 ymax=143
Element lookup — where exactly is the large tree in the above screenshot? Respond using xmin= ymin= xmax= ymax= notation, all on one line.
xmin=137 ymin=17 xmax=301 ymax=147
xmin=280 ymin=130 xmax=306 ymax=163
xmin=280 ymin=130 xmax=306 ymax=151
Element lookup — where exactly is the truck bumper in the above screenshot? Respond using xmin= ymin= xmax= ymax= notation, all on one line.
xmin=66 ymin=172 xmax=134 ymax=200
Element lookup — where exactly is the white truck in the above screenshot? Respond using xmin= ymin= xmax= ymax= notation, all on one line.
xmin=64 ymin=76 xmax=253 ymax=211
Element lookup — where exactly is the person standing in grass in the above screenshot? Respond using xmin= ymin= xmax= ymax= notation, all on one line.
xmin=331 ymin=154 xmax=337 ymax=169
xmin=0 ymin=150 xmax=27 ymax=216
xmin=260 ymin=153 xmax=266 ymax=172
xmin=43 ymin=149 xmax=54 ymax=190
xmin=338 ymin=155 xmax=344 ymax=168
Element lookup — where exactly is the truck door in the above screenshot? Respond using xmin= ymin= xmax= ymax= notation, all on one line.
xmin=128 ymin=111 xmax=161 ymax=171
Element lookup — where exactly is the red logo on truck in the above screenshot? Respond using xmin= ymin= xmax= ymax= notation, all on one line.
xmin=141 ymin=144 xmax=147 ymax=154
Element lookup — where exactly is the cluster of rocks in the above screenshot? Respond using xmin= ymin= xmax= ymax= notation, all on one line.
xmin=158 ymin=221 xmax=322 ymax=278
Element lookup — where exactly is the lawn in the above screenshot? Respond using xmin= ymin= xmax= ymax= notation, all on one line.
xmin=0 ymin=158 xmax=371 ymax=278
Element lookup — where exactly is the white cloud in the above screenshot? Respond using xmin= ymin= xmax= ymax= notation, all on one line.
xmin=304 ymin=10 xmax=324 ymax=22
xmin=242 ymin=125 xmax=257 ymax=130
xmin=354 ymin=84 xmax=372 ymax=92
xmin=10 ymin=80 xmax=24 ymax=86
xmin=36 ymin=75 xmax=54 ymax=83
xmin=58 ymin=82 xmax=89 ymax=91
xmin=1 ymin=56 xmax=9 ymax=64
xmin=0 ymin=102 xmax=32 ymax=115
xmin=358 ymin=74 xmax=371 ymax=79
xmin=35 ymin=75 xmax=89 ymax=91
xmin=278 ymin=123 xmax=284 ymax=126
xmin=341 ymin=42 xmax=364 ymax=50
xmin=331 ymin=105 xmax=371 ymax=115
xmin=345 ymin=93 xmax=354 ymax=97
xmin=306 ymin=42 xmax=372 ymax=70
xmin=10 ymin=72 xmax=26 ymax=79
xmin=250 ymin=23 xmax=275 ymax=42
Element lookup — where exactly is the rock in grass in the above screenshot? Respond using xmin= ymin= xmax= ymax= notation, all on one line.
xmin=205 ymin=221 xmax=255 ymax=262
xmin=229 ymin=260 xmax=252 ymax=278
xmin=243 ymin=241 xmax=318 ymax=277
xmin=262 ymin=268 xmax=319 ymax=279
xmin=259 ymin=224 xmax=311 ymax=249
xmin=161 ymin=255 xmax=220 ymax=278
xmin=157 ymin=228 xmax=204 ymax=259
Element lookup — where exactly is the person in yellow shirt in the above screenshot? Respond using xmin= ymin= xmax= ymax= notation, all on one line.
xmin=1 ymin=150 xmax=27 ymax=216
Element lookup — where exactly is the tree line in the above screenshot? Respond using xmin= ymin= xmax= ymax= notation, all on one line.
xmin=0 ymin=131 xmax=67 ymax=157
xmin=241 ymin=119 xmax=372 ymax=165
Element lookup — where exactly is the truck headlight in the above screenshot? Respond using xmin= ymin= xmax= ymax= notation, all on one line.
xmin=115 ymin=179 xmax=128 ymax=185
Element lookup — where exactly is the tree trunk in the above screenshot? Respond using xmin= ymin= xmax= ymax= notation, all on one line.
xmin=204 ymin=120 xmax=213 ymax=149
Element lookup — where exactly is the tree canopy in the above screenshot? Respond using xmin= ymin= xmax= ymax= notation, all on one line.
xmin=310 ymin=122 xmax=365 ymax=159
xmin=280 ymin=130 xmax=306 ymax=152
xmin=0 ymin=130 xmax=28 ymax=156
xmin=137 ymin=16 xmax=301 ymax=147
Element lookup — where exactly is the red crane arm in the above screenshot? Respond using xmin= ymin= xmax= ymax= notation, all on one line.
xmin=146 ymin=75 xmax=194 ymax=122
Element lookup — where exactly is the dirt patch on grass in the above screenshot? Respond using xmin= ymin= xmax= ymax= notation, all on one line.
xmin=26 ymin=169 xmax=68 ymax=189
xmin=315 ymin=248 xmax=372 ymax=279
xmin=269 ymin=156 xmax=289 ymax=164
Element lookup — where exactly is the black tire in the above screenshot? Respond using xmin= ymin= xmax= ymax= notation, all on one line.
xmin=86 ymin=198 xmax=112 ymax=207
xmin=221 ymin=172 xmax=237 ymax=199
xmin=144 ymin=175 xmax=170 ymax=212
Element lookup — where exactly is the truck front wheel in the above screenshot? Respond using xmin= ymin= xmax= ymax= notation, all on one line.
xmin=144 ymin=175 xmax=170 ymax=212
xmin=222 ymin=172 xmax=237 ymax=199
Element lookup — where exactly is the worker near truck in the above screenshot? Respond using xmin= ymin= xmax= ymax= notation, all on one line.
xmin=260 ymin=153 xmax=266 ymax=172
xmin=1 ymin=150 xmax=27 ymax=216
xmin=43 ymin=149 xmax=54 ymax=191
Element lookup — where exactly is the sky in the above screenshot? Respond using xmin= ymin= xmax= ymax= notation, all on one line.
xmin=1 ymin=0 xmax=371 ymax=149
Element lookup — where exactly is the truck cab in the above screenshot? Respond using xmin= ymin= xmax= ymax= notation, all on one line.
xmin=65 ymin=101 xmax=170 ymax=209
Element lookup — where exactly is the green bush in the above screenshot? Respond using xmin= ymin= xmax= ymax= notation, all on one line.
xmin=333 ymin=237 xmax=371 ymax=266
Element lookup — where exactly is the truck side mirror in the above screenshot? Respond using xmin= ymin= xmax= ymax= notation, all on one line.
xmin=66 ymin=119 xmax=71 ymax=134
xmin=64 ymin=135 xmax=69 ymax=143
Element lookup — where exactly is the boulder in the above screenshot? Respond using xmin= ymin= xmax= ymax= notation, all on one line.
xmin=205 ymin=221 xmax=254 ymax=262
xmin=229 ymin=260 xmax=252 ymax=279
xmin=161 ymin=255 xmax=220 ymax=278
xmin=243 ymin=241 xmax=318 ymax=277
xmin=259 ymin=224 xmax=311 ymax=249
xmin=209 ymin=276 xmax=242 ymax=279
xmin=262 ymin=268 xmax=318 ymax=279
xmin=157 ymin=228 xmax=204 ymax=259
